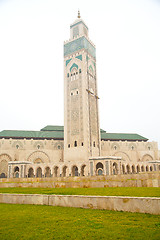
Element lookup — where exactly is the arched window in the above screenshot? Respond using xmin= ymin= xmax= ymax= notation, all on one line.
xmin=71 ymin=68 xmax=78 ymax=81
xmin=74 ymin=141 xmax=77 ymax=147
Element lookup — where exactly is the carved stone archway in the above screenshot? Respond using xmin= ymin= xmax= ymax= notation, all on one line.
xmin=27 ymin=151 xmax=50 ymax=163
xmin=141 ymin=154 xmax=153 ymax=162
xmin=0 ymin=154 xmax=12 ymax=178
xmin=114 ymin=151 xmax=130 ymax=162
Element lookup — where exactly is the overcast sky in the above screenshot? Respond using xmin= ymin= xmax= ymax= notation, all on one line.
xmin=0 ymin=0 xmax=160 ymax=148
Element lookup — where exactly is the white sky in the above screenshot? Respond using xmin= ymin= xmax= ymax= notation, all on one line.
xmin=0 ymin=0 xmax=160 ymax=147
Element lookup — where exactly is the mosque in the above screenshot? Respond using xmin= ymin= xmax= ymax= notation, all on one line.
xmin=0 ymin=12 xmax=159 ymax=178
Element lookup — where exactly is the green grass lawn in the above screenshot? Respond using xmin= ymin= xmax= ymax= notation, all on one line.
xmin=0 ymin=187 xmax=160 ymax=197
xmin=0 ymin=203 xmax=159 ymax=240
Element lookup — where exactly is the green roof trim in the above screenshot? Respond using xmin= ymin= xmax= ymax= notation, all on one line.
xmin=0 ymin=125 xmax=148 ymax=141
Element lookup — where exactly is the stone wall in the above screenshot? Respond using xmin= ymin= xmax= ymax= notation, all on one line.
xmin=0 ymin=193 xmax=159 ymax=215
xmin=0 ymin=172 xmax=159 ymax=188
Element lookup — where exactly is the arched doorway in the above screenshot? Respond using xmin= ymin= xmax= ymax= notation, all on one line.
xmin=113 ymin=162 xmax=118 ymax=175
xmin=126 ymin=165 xmax=130 ymax=174
xmin=0 ymin=173 xmax=6 ymax=178
xmin=62 ymin=166 xmax=67 ymax=177
xmin=72 ymin=166 xmax=78 ymax=176
xmin=28 ymin=168 xmax=34 ymax=178
xmin=96 ymin=162 xmax=103 ymax=176
xmin=36 ymin=167 xmax=42 ymax=178
xmin=45 ymin=167 xmax=51 ymax=177
xmin=141 ymin=165 xmax=145 ymax=172
xmin=0 ymin=158 xmax=9 ymax=178
xmin=54 ymin=166 xmax=59 ymax=177
xmin=131 ymin=165 xmax=136 ymax=174
xmin=150 ymin=166 xmax=153 ymax=171
xmin=81 ymin=165 xmax=86 ymax=176
xmin=122 ymin=164 xmax=125 ymax=174
xmin=14 ymin=166 xmax=19 ymax=178
xmin=136 ymin=165 xmax=140 ymax=173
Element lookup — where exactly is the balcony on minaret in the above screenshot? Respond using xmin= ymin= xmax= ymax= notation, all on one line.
xmin=70 ymin=17 xmax=88 ymax=39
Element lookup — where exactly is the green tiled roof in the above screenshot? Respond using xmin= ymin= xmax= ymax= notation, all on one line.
xmin=40 ymin=125 xmax=64 ymax=131
xmin=0 ymin=125 xmax=148 ymax=141
xmin=101 ymin=132 xmax=148 ymax=141
xmin=0 ymin=129 xmax=63 ymax=140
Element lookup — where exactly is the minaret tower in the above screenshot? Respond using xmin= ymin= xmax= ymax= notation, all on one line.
xmin=64 ymin=12 xmax=101 ymax=168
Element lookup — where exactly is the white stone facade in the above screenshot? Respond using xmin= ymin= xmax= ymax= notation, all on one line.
xmin=0 ymin=136 xmax=159 ymax=178
xmin=0 ymin=15 xmax=159 ymax=179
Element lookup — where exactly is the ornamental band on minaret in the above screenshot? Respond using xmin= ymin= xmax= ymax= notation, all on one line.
xmin=64 ymin=12 xmax=101 ymax=165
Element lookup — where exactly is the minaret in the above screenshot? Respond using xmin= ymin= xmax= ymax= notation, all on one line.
xmin=64 ymin=12 xmax=101 ymax=167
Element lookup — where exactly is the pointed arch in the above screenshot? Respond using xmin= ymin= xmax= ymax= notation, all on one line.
xmin=122 ymin=164 xmax=125 ymax=174
xmin=80 ymin=164 xmax=86 ymax=176
xmin=45 ymin=167 xmax=51 ymax=177
xmin=113 ymin=151 xmax=130 ymax=161
xmin=96 ymin=162 xmax=103 ymax=176
xmin=28 ymin=168 xmax=34 ymax=178
xmin=36 ymin=167 xmax=42 ymax=178
xmin=62 ymin=166 xmax=68 ymax=177
xmin=136 ymin=165 xmax=140 ymax=173
xmin=126 ymin=164 xmax=130 ymax=174
xmin=70 ymin=63 xmax=78 ymax=72
xmin=72 ymin=165 xmax=78 ymax=177
xmin=113 ymin=162 xmax=118 ymax=175
xmin=53 ymin=166 xmax=59 ymax=177
xmin=141 ymin=154 xmax=153 ymax=162
xmin=131 ymin=165 xmax=136 ymax=174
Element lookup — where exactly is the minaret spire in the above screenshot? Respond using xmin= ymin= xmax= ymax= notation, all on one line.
xmin=78 ymin=10 xmax=81 ymax=18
